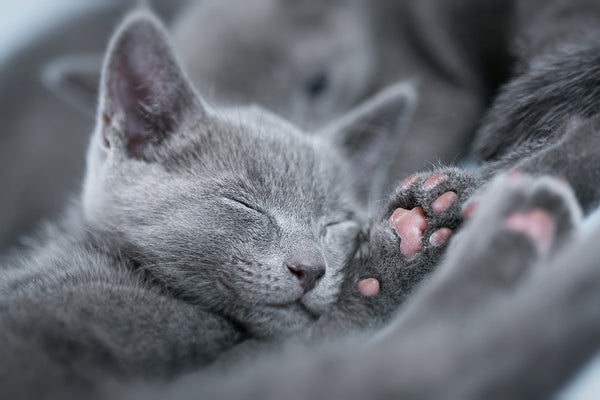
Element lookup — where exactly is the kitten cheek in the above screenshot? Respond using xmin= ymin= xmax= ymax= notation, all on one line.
xmin=357 ymin=278 xmax=380 ymax=297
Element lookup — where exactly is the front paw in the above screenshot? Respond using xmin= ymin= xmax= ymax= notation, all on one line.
xmin=355 ymin=167 xmax=480 ymax=305
xmin=386 ymin=167 xmax=480 ymax=261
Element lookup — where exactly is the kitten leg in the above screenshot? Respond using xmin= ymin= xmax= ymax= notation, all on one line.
xmin=360 ymin=167 xmax=481 ymax=295
xmin=326 ymin=167 xmax=481 ymax=330
xmin=509 ymin=115 xmax=600 ymax=213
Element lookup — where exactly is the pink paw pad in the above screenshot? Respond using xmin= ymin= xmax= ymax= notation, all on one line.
xmin=504 ymin=209 xmax=555 ymax=255
xmin=389 ymin=207 xmax=429 ymax=258
xmin=462 ymin=202 xmax=478 ymax=219
xmin=357 ymin=278 xmax=380 ymax=297
xmin=557 ymin=178 xmax=570 ymax=188
xmin=429 ymin=228 xmax=452 ymax=247
xmin=400 ymin=173 xmax=421 ymax=190
xmin=508 ymin=170 xmax=524 ymax=182
xmin=432 ymin=191 xmax=457 ymax=213
xmin=423 ymin=174 xmax=448 ymax=191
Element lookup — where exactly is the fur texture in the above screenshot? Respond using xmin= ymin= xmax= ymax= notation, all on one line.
xmin=0 ymin=12 xmax=421 ymax=398
xmin=9 ymin=0 xmax=509 ymax=252
xmin=119 ymin=174 xmax=600 ymax=400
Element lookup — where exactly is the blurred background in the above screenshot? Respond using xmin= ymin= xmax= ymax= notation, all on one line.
xmin=0 ymin=1 xmax=188 ymax=252
xmin=0 ymin=1 xmax=106 ymax=65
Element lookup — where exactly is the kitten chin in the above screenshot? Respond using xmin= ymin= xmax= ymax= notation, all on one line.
xmin=235 ymin=302 xmax=320 ymax=339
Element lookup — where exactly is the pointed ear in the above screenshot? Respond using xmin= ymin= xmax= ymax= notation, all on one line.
xmin=322 ymin=82 xmax=417 ymax=201
xmin=98 ymin=11 xmax=201 ymax=159
xmin=41 ymin=54 xmax=102 ymax=118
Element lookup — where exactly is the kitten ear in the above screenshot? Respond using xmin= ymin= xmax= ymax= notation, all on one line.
xmin=322 ymin=82 xmax=417 ymax=201
xmin=98 ymin=11 xmax=201 ymax=159
xmin=42 ymin=53 xmax=102 ymax=118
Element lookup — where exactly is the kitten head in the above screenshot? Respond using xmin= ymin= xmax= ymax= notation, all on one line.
xmin=83 ymin=11 xmax=414 ymax=338
xmin=171 ymin=0 xmax=376 ymax=130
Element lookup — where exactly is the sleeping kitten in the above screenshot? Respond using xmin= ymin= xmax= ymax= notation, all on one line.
xmin=161 ymin=1 xmax=600 ymax=397
xmin=0 ymin=10 xmax=429 ymax=398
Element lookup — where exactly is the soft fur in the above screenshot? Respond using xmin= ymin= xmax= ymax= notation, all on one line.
xmin=120 ymin=173 xmax=593 ymax=400
xmin=0 ymin=12 xmax=423 ymax=398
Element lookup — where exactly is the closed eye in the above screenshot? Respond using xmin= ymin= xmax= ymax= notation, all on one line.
xmin=222 ymin=196 xmax=278 ymax=227
xmin=321 ymin=218 xmax=360 ymax=237
xmin=223 ymin=196 xmax=263 ymax=214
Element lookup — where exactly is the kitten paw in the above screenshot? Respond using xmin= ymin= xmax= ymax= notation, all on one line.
xmin=387 ymin=168 xmax=480 ymax=259
xmin=466 ymin=172 xmax=580 ymax=256
xmin=357 ymin=278 xmax=380 ymax=297
xmin=504 ymin=209 xmax=554 ymax=256
xmin=442 ymin=172 xmax=582 ymax=292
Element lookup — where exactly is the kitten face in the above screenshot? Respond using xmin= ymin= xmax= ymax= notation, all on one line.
xmin=171 ymin=0 xmax=376 ymax=130
xmin=87 ymin=108 xmax=361 ymax=336
xmin=83 ymin=12 xmax=414 ymax=338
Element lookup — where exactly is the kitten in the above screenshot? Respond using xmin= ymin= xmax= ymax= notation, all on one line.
xmin=0 ymin=11 xmax=419 ymax=398
xmin=164 ymin=1 xmax=600 ymax=397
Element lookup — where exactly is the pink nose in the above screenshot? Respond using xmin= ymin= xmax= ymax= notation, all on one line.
xmin=287 ymin=262 xmax=325 ymax=293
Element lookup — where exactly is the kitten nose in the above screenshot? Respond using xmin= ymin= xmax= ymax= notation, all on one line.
xmin=287 ymin=262 xmax=325 ymax=293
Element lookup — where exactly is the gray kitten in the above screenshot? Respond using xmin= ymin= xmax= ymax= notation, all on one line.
xmin=156 ymin=1 xmax=600 ymax=397
xmin=0 ymin=11 xmax=422 ymax=398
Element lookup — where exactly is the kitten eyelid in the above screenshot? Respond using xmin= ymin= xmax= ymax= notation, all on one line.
xmin=321 ymin=218 xmax=360 ymax=237
xmin=324 ymin=220 xmax=346 ymax=228
xmin=323 ymin=212 xmax=358 ymax=228
xmin=222 ymin=196 xmax=267 ymax=216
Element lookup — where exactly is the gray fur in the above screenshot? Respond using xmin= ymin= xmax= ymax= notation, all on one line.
xmin=4 ymin=1 xmax=600 ymax=398
xmin=405 ymin=0 xmax=600 ymax=211
xmin=124 ymin=2 xmax=600 ymax=398
xmin=0 ymin=11 xmax=417 ymax=398
xmin=0 ymin=0 xmax=517 ymax=252
xmin=470 ymin=0 xmax=600 ymax=213
xmin=22 ymin=0 xmax=505 ymax=254
xmin=118 ymin=174 xmax=600 ymax=400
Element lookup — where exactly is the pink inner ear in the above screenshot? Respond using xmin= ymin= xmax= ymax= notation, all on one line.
xmin=102 ymin=114 xmax=112 ymax=148
xmin=126 ymin=132 xmax=151 ymax=158
xmin=104 ymin=63 xmax=163 ymax=158
xmin=100 ymin=15 xmax=201 ymax=159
